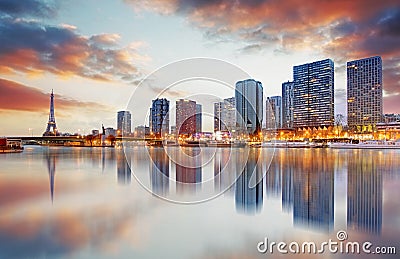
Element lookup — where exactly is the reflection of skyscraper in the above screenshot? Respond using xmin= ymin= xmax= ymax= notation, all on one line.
xmin=265 ymin=154 xmax=281 ymax=197
xmin=293 ymin=59 xmax=334 ymax=128
xmin=235 ymin=79 xmax=263 ymax=136
xmin=175 ymin=149 xmax=202 ymax=193
xmin=214 ymin=149 xmax=225 ymax=192
xmin=292 ymin=150 xmax=334 ymax=232
xmin=117 ymin=151 xmax=131 ymax=184
xmin=149 ymin=148 xmax=169 ymax=196
xmin=45 ymin=153 xmax=56 ymax=203
xmin=281 ymin=150 xmax=294 ymax=212
xmin=176 ymin=99 xmax=197 ymax=136
xmin=235 ymin=149 xmax=263 ymax=214
xmin=347 ymin=151 xmax=382 ymax=234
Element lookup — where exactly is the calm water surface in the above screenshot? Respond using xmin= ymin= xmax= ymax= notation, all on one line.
xmin=0 ymin=146 xmax=399 ymax=258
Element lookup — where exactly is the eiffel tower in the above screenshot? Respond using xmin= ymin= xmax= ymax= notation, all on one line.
xmin=43 ymin=89 xmax=59 ymax=136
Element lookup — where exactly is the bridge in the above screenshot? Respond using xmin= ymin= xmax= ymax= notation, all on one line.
xmin=9 ymin=136 xmax=158 ymax=146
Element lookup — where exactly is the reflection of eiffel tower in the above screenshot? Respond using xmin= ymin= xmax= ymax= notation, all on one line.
xmin=43 ymin=89 xmax=59 ymax=136
xmin=46 ymin=154 xmax=56 ymax=203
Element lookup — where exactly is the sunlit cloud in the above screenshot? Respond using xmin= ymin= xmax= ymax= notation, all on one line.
xmin=0 ymin=78 xmax=108 ymax=112
xmin=125 ymin=0 xmax=400 ymax=107
xmin=0 ymin=0 xmax=147 ymax=83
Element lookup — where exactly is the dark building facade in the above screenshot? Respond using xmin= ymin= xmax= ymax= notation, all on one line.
xmin=293 ymin=59 xmax=334 ymax=128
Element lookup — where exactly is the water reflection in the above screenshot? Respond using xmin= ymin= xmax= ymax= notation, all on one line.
xmin=235 ymin=148 xmax=263 ymax=215
xmin=292 ymin=150 xmax=334 ymax=232
xmin=116 ymin=151 xmax=131 ymax=185
xmin=45 ymin=151 xmax=57 ymax=203
xmin=281 ymin=150 xmax=294 ymax=212
xmin=213 ymin=148 xmax=235 ymax=195
xmin=175 ymin=148 xmax=202 ymax=194
xmin=149 ymin=148 xmax=170 ymax=196
xmin=347 ymin=151 xmax=382 ymax=234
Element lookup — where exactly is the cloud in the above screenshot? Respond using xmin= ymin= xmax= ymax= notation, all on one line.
xmin=0 ymin=0 xmax=59 ymax=18
xmin=0 ymin=78 xmax=108 ymax=112
xmin=125 ymin=0 xmax=400 ymax=103
xmin=0 ymin=17 xmax=144 ymax=82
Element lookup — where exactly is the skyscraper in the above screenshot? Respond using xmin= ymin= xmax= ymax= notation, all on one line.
xmin=176 ymin=99 xmax=197 ymax=136
xmin=266 ymin=96 xmax=282 ymax=129
xmin=151 ymin=98 xmax=170 ymax=137
xmin=214 ymin=97 xmax=236 ymax=132
xmin=117 ymin=111 xmax=132 ymax=135
xmin=293 ymin=59 xmax=334 ymax=128
xmin=235 ymin=79 xmax=263 ymax=136
xmin=282 ymin=81 xmax=294 ymax=128
xmin=347 ymin=56 xmax=383 ymax=130
xmin=196 ymin=104 xmax=202 ymax=133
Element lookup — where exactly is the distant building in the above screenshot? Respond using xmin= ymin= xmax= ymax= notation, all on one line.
xmin=117 ymin=111 xmax=131 ymax=135
xmin=282 ymin=81 xmax=294 ymax=128
xmin=293 ymin=59 xmax=334 ymax=128
xmin=151 ymin=98 xmax=170 ymax=137
xmin=196 ymin=104 xmax=202 ymax=133
xmin=347 ymin=56 xmax=383 ymax=130
xmin=384 ymin=114 xmax=400 ymax=123
xmin=134 ymin=125 xmax=150 ymax=138
xmin=105 ymin=127 xmax=116 ymax=137
xmin=266 ymin=96 xmax=282 ymax=129
xmin=176 ymin=99 xmax=197 ymax=136
xmin=235 ymin=79 xmax=263 ymax=136
xmin=214 ymin=97 xmax=236 ymax=132
xmin=92 ymin=129 xmax=99 ymax=135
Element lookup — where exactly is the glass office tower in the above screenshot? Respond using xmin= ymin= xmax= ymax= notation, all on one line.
xmin=347 ymin=56 xmax=382 ymax=130
xmin=235 ymin=79 xmax=263 ymax=136
xmin=293 ymin=59 xmax=334 ymax=128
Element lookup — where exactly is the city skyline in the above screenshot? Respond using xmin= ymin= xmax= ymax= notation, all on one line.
xmin=0 ymin=1 xmax=400 ymax=135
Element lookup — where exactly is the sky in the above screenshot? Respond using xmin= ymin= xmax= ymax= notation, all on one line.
xmin=0 ymin=0 xmax=399 ymax=136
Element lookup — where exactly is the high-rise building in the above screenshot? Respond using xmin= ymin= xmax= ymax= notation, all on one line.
xmin=117 ymin=111 xmax=132 ymax=135
xmin=235 ymin=79 xmax=263 ymax=136
xmin=293 ymin=59 xmax=334 ymax=128
xmin=151 ymin=98 xmax=170 ymax=137
xmin=176 ymin=99 xmax=197 ymax=136
xmin=266 ymin=96 xmax=282 ymax=129
xmin=347 ymin=56 xmax=383 ymax=130
xmin=214 ymin=97 xmax=236 ymax=132
xmin=196 ymin=104 xmax=202 ymax=133
xmin=282 ymin=81 xmax=294 ymax=128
